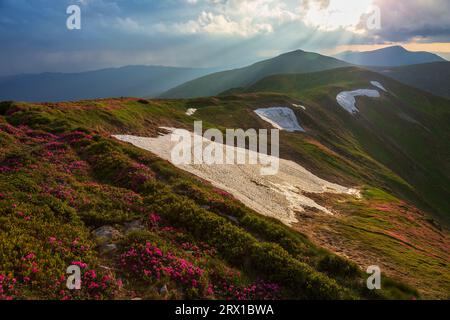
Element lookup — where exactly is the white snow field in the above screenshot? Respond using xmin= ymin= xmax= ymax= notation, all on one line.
xmin=336 ymin=89 xmax=380 ymax=114
xmin=254 ymin=107 xmax=305 ymax=132
xmin=185 ymin=108 xmax=197 ymax=116
xmin=370 ymin=81 xmax=388 ymax=92
xmin=113 ymin=130 xmax=359 ymax=226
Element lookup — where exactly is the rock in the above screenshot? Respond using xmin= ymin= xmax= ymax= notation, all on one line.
xmin=93 ymin=226 xmax=120 ymax=243
xmin=226 ymin=215 xmax=239 ymax=224
xmin=160 ymin=284 xmax=168 ymax=295
xmin=124 ymin=220 xmax=144 ymax=234
xmin=99 ymin=243 xmax=118 ymax=255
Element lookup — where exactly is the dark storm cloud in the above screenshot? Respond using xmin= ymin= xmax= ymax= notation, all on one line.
xmin=366 ymin=0 xmax=450 ymax=42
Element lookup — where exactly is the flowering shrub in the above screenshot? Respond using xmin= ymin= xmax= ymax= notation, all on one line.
xmin=47 ymin=236 xmax=90 ymax=257
xmin=0 ymin=274 xmax=19 ymax=300
xmin=114 ymin=162 xmax=155 ymax=191
xmin=65 ymin=161 xmax=89 ymax=174
xmin=53 ymin=262 xmax=119 ymax=300
xmin=42 ymin=185 xmax=77 ymax=205
xmin=164 ymin=253 xmax=205 ymax=289
xmin=21 ymin=252 xmax=40 ymax=279
xmin=180 ymin=242 xmax=217 ymax=259
xmin=210 ymin=270 xmax=281 ymax=300
xmin=119 ymin=236 xmax=281 ymax=300
xmin=0 ymin=110 xmax=419 ymax=300
xmin=148 ymin=213 xmax=161 ymax=228
xmin=0 ymin=156 xmax=24 ymax=173
xmin=216 ymin=281 xmax=281 ymax=300
xmin=120 ymin=242 xmax=206 ymax=295
xmin=212 ymin=188 xmax=232 ymax=199
xmin=61 ymin=131 xmax=93 ymax=145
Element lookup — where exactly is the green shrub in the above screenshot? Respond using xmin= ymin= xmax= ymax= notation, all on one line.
xmin=0 ymin=101 xmax=13 ymax=115
xmin=318 ymin=255 xmax=360 ymax=279
xmin=250 ymin=243 xmax=354 ymax=300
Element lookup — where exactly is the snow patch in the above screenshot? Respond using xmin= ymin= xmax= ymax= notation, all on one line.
xmin=254 ymin=107 xmax=305 ymax=132
xmin=292 ymin=103 xmax=306 ymax=111
xmin=370 ymin=81 xmax=387 ymax=92
xmin=186 ymin=108 xmax=197 ymax=116
xmin=113 ymin=130 xmax=360 ymax=226
xmin=336 ymin=89 xmax=380 ymax=114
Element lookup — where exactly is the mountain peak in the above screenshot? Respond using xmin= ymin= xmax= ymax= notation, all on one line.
xmin=278 ymin=49 xmax=307 ymax=56
xmin=383 ymin=45 xmax=408 ymax=52
xmin=161 ymin=49 xmax=348 ymax=99
xmin=336 ymin=45 xmax=444 ymax=67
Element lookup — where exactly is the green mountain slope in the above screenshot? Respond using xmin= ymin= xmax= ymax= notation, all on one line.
xmin=1 ymin=67 xmax=449 ymax=299
xmin=0 ymin=99 xmax=421 ymax=300
xmin=160 ymin=50 xmax=350 ymax=99
xmin=229 ymin=67 xmax=450 ymax=223
xmin=371 ymin=62 xmax=450 ymax=99
xmin=179 ymin=70 xmax=450 ymax=298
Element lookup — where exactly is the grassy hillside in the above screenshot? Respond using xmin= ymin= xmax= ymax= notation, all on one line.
xmin=1 ymin=68 xmax=449 ymax=299
xmin=371 ymin=62 xmax=450 ymax=99
xmin=161 ymin=50 xmax=349 ymax=99
xmin=183 ymin=71 xmax=450 ymax=298
xmin=233 ymin=68 xmax=450 ymax=224
xmin=1 ymin=99 xmax=422 ymax=300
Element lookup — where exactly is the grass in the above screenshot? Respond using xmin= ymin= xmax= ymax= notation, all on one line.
xmin=0 ymin=98 xmax=421 ymax=300
xmin=295 ymin=187 xmax=449 ymax=299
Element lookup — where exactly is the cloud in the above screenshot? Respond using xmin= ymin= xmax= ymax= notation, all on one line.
xmin=300 ymin=0 xmax=376 ymax=32
xmin=362 ymin=0 xmax=450 ymax=42
xmin=155 ymin=0 xmax=299 ymax=37
xmin=0 ymin=0 xmax=448 ymax=75
xmin=169 ymin=11 xmax=273 ymax=36
xmin=116 ymin=17 xmax=140 ymax=32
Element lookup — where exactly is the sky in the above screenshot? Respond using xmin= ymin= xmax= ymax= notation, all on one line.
xmin=0 ymin=0 xmax=449 ymax=76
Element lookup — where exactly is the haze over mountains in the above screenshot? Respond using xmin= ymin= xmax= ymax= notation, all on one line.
xmin=0 ymin=65 xmax=216 ymax=102
xmin=372 ymin=62 xmax=450 ymax=99
xmin=160 ymin=50 xmax=350 ymax=99
xmin=162 ymin=46 xmax=449 ymax=99
xmin=1 ymin=46 xmax=448 ymax=102
xmin=335 ymin=46 xmax=446 ymax=67
xmin=334 ymin=46 xmax=449 ymax=98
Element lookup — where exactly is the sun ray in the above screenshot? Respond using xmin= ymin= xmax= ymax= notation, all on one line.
xmin=304 ymin=0 xmax=375 ymax=31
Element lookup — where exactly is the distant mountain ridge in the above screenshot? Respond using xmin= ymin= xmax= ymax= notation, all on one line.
xmin=0 ymin=65 xmax=216 ymax=102
xmin=335 ymin=46 xmax=446 ymax=67
xmin=160 ymin=50 xmax=350 ymax=99
xmin=371 ymin=62 xmax=450 ymax=99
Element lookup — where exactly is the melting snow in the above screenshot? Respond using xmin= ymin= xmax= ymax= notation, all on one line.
xmin=292 ymin=103 xmax=307 ymax=111
xmin=370 ymin=81 xmax=387 ymax=92
xmin=186 ymin=108 xmax=197 ymax=116
xmin=113 ymin=130 xmax=360 ymax=226
xmin=254 ymin=107 xmax=305 ymax=132
xmin=336 ymin=89 xmax=380 ymax=114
